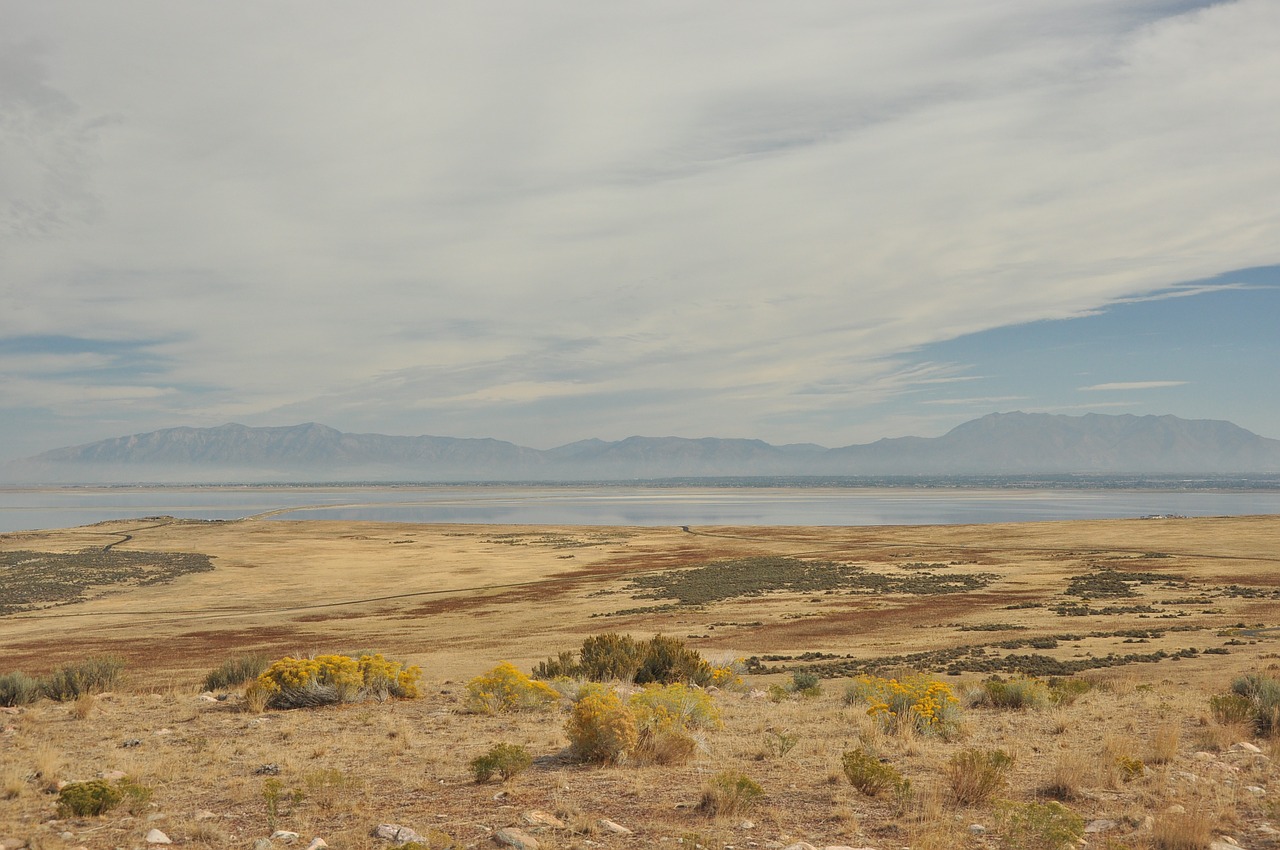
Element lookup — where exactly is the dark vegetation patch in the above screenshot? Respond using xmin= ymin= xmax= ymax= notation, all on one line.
xmin=1051 ymin=603 xmax=1161 ymax=617
xmin=1064 ymin=568 xmax=1181 ymax=599
xmin=622 ymin=556 xmax=995 ymax=607
xmin=0 ymin=549 xmax=215 ymax=615
xmin=957 ymin=623 xmax=1027 ymax=632
xmin=747 ymin=625 xmax=1208 ymax=678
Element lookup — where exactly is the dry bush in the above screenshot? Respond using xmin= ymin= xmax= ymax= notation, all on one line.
xmin=945 ymin=748 xmax=1012 ymax=805
xmin=0 ymin=671 xmax=42 ymax=707
xmin=1151 ymin=809 xmax=1213 ymax=850
xmin=203 ymin=653 xmax=270 ymax=691
xmin=1147 ymin=723 xmax=1181 ymax=764
xmin=974 ymin=675 xmax=1050 ymax=710
xmin=698 ymin=771 xmax=763 ymax=817
xmin=1039 ymin=749 xmax=1091 ymax=801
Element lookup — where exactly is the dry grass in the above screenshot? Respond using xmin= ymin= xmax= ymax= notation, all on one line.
xmin=2 ymin=515 xmax=1280 ymax=847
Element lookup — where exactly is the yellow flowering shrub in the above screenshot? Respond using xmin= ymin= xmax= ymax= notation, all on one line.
xmin=846 ymin=674 xmax=961 ymax=735
xmin=566 ymin=684 xmax=638 ymax=764
xmin=251 ymin=653 xmax=422 ymax=710
xmin=627 ymin=682 xmax=720 ymax=765
xmin=710 ymin=658 xmax=747 ymax=690
xmin=466 ymin=662 xmax=560 ymax=714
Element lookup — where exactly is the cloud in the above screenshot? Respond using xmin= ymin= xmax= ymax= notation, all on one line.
xmin=1079 ymin=381 xmax=1190 ymax=391
xmin=1 ymin=1 xmax=1278 ymax=456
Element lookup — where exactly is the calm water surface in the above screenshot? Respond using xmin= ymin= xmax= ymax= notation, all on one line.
xmin=2 ymin=485 xmax=1280 ymax=533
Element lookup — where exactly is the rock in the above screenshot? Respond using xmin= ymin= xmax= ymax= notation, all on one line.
xmin=494 ymin=827 xmax=540 ymax=849
xmin=521 ymin=810 xmax=566 ymax=829
xmin=1166 ymin=804 xmax=1187 ymax=815
xmin=254 ymin=764 xmax=281 ymax=775
xmin=738 ymin=820 xmax=754 ymax=830
xmin=371 ymin=824 xmax=425 ymax=845
xmin=1209 ymin=841 xmax=1243 ymax=850
xmin=271 ymin=830 xmax=300 ymax=843
xmin=304 ymin=840 xmax=329 ymax=850
xmin=144 ymin=829 xmax=172 ymax=844
xmin=252 ymin=840 xmax=274 ymax=850
xmin=197 ymin=694 xmax=219 ymax=702
xmin=1195 ymin=751 xmax=1217 ymax=761
xmin=193 ymin=810 xmax=218 ymax=820
xmin=0 ymin=838 xmax=27 ymax=850
xmin=1140 ymin=815 xmax=1156 ymax=831
xmin=598 ymin=819 xmax=633 ymax=835
xmin=1246 ymin=786 xmax=1267 ymax=796
xmin=121 ymin=738 xmax=142 ymax=748
xmin=1233 ymin=742 xmax=1263 ymax=754
xmin=968 ymin=824 xmax=986 ymax=835
xmin=1085 ymin=819 xmax=1117 ymax=834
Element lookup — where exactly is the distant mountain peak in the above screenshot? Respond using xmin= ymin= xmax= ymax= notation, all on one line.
xmin=9 ymin=412 xmax=1279 ymax=483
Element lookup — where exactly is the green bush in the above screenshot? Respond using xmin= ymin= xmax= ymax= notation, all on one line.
xmin=470 ymin=743 xmax=533 ymax=783
xmin=42 ymin=657 xmax=124 ymax=701
xmin=699 ymin=771 xmax=764 ymax=817
xmin=841 ymin=748 xmax=909 ymax=798
xmin=203 ymin=653 xmax=270 ymax=691
xmin=0 ymin=671 xmax=42 ymax=707
xmin=580 ymin=633 xmax=644 ymax=681
xmin=1047 ymin=677 xmax=1093 ymax=706
xmin=635 ymin=635 xmax=713 ymax=686
xmin=56 ymin=777 xmax=151 ymax=817
xmin=790 ymin=670 xmax=822 ymax=698
xmin=995 ymin=800 xmax=1085 ymax=849
xmin=533 ymin=633 xmax=714 ymax=687
xmin=946 ymin=748 xmax=1013 ymax=805
xmin=977 ymin=676 xmax=1049 ymax=710
xmin=1228 ymin=673 xmax=1280 ymax=734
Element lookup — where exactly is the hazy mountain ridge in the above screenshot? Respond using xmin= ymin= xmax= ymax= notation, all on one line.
xmin=9 ymin=412 xmax=1280 ymax=483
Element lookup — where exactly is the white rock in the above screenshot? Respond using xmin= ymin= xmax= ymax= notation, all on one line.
xmin=1194 ymin=751 xmax=1217 ymax=761
xmin=144 ymin=829 xmax=172 ymax=845
xmin=494 ymin=827 xmax=540 ymax=849
xmin=969 ymin=824 xmax=986 ymax=835
xmin=304 ymin=839 xmax=328 ymax=850
xmin=1166 ymin=804 xmax=1187 ymax=814
xmin=1085 ymin=819 xmax=1117 ymax=834
xmin=1233 ymin=742 xmax=1263 ymax=754
xmin=738 ymin=820 xmax=754 ymax=830
xmin=271 ymin=830 xmax=300 ymax=843
xmin=521 ymin=811 xmax=566 ymax=829
xmin=371 ymin=824 xmax=425 ymax=845
xmin=597 ymin=819 xmax=633 ymax=835
xmin=1246 ymin=785 xmax=1267 ymax=796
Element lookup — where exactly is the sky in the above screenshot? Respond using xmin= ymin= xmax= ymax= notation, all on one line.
xmin=2 ymin=1 xmax=1279 ymax=462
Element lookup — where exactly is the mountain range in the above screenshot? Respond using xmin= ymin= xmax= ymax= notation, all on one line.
xmin=6 ymin=412 xmax=1280 ymax=483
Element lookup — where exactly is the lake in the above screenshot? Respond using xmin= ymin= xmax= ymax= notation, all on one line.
xmin=3 ymin=483 xmax=1280 ymax=533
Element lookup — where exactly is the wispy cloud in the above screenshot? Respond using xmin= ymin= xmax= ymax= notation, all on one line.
xmin=1 ymin=1 xmax=1277 ymax=458
xmin=1079 ymin=381 xmax=1189 ymax=392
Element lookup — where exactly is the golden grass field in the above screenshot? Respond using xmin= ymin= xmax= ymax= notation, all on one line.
xmin=4 ymin=514 xmax=1280 ymax=849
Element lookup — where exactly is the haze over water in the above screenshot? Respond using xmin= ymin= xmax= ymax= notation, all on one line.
xmin=3 ymin=484 xmax=1280 ymax=534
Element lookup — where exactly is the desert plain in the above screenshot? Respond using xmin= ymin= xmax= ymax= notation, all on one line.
xmin=3 ymin=513 xmax=1280 ymax=849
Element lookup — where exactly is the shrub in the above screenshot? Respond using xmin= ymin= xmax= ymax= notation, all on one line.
xmin=41 ymin=656 xmax=124 ymax=702
xmin=977 ymin=676 xmax=1049 ymax=710
xmin=1209 ymin=692 xmax=1253 ymax=725
xmin=790 ymin=670 xmax=822 ymax=698
xmin=470 ymin=743 xmax=533 ymax=783
xmin=1228 ymin=673 xmax=1280 ymax=734
xmin=762 ymin=729 xmax=799 ymax=759
xmin=533 ymin=633 xmax=716 ymax=687
xmin=945 ymin=748 xmax=1013 ymax=805
xmin=1151 ymin=809 xmax=1213 ymax=850
xmin=636 ymin=634 xmax=713 ymax=686
xmin=466 ymin=662 xmax=559 ymax=715
xmin=841 ymin=748 xmax=909 ymax=798
xmin=709 ymin=658 xmax=746 ymax=690
xmin=628 ymin=683 xmax=718 ymax=765
xmin=995 ymin=800 xmax=1085 ymax=850
xmin=203 ymin=653 xmax=270 ymax=691
xmin=56 ymin=777 xmax=151 ymax=817
xmin=1116 ymin=755 xmax=1146 ymax=782
xmin=255 ymin=653 xmax=421 ymax=710
xmin=698 ymin=771 xmax=763 ymax=817
xmin=846 ymin=674 xmax=961 ymax=736
xmin=580 ymin=633 xmax=644 ymax=681
xmin=1047 ymin=677 xmax=1093 ymax=706
xmin=0 ymin=671 xmax=42 ymax=707
xmin=566 ymin=684 xmax=637 ymax=764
